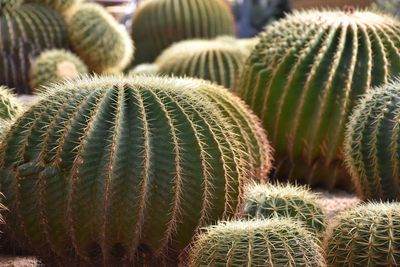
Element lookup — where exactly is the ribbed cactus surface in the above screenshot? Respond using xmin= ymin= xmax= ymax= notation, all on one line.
xmin=0 ymin=3 xmax=68 ymax=94
xmin=68 ymin=3 xmax=134 ymax=73
xmin=156 ymin=39 xmax=247 ymax=90
xmin=325 ymin=202 xmax=400 ymax=267
xmin=242 ymin=183 xmax=326 ymax=235
xmin=131 ymin=0 xmax=235 ymax=65
xmin=345 ymin=80 xmax=400 ymax=200
xmin=237 ymin=10 xmax=400 ymax=191
xmin=29 ymin=49 xmax=88 ymax=91
xmin=0 ymin=76 xmax=271 ymax=265
xmin=188 ymin=219 xmax=326 ymax=267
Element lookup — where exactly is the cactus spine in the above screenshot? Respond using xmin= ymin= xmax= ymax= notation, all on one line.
xmin=345 ymin=80 xmax=400 ymax=200
xmin=156 ymin=39 xmax=247 ymax=90
xmin=68 ymin=3 xmax=134 ymax=74
xmin=237 ymin=10 xmax=400 ymax=191
xmin=131 ymin=0 xmax=235 ymax=65
xmin=29 ymin=49 xmax=88 ymax=91
xmin=0 ymin=3 xmax=68 ymax=94
xmin=188 ymin=219 xmax=326 ymax=267
xmin=0 ymin=76 xmax=272 ymax=265
xmin=241 ymin=183 xmax=326 ymax=235
xmin=325 ymin=202 xmax=400 ymax=267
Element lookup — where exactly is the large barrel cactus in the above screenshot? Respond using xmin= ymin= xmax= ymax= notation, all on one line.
xmin=237 ymin=10 xmax=400 ymax=191
xmin=131 ymin=0 xmax=236 ymax=65
xmin=345 ymin=80 xmax=400 ymax=200
xmin=0 ymin=2 xmax=68 ymax=94
xmin=0 ymin=76 xmax=272 ymax=265
xmin=156 ymin=39 xmax=247 ymax=90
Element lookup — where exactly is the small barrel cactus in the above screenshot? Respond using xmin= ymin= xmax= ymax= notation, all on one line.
xmin=156 ymin=39 xmax=247 ymax=90
xmin=127 ymin=63 xmax=160 ymax=76
xmin=27 ymin=0 xmax=80 ymax=14
xmin=325 ymin=202 xmax=400 ymax=267
xmin=188 ymin=219 xmax=326 ymax=267
xmin=0 ymin=86 xmax=22 ymax=120
xmin=345 ymin=80 xmax=400 ymax=200
xmin=29 ymin=49 xmax=88 ymax=91
xmin=131 ymin=0 xmax=235 ymax=65
xmin=68 ymin=3 xmax=134 ymax=74
xmin=237 ymin=10 xmax=400 ymax=191
xmin=0 ymin=3 xmax=68 ymax=94
xmin=0 ymin=76 xmax=272 ymax=265
xmin=241 ymin=183 xmax=326 ymax=235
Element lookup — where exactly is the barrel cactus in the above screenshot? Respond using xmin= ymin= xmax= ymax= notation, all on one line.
xmin=29 ymin=49 xmax=88 ymax=91
xmin=27 ymin=0 xmax=80 ymax=14
xmin=345 ymin=80 xmax=400 ymax=200
xmin=156 ymin=39 xmax=247 ymax=90
xmin=68 ymin=3 xmax=134 ymax=74
xmin=325 ymin=202 xmax=400 ymax=266
xmin=188 ymin=219 xmax=325 ymax=267
xmin=237 ymin=10 xmax=400 ymax=191
xmin=0 ymin=86 xmax=22 ymax=120
xmin=241 ymin=183 xmax=326 ymax=235
xmin=131 ymin=0 xmax=235 ymax=65
xmin=0 ymin=76 xmax=272 ymax=265
xmin=0 ymin=3 xmax=68 ymax=94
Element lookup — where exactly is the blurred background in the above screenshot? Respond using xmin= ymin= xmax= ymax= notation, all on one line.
xmin=90 ymin=0 xmax=396 ymax=38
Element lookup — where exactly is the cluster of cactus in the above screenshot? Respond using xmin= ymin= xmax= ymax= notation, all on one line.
xmin=0 ymin=75 xmax=272 ymax=265
xmin=0 ymin=2 xmax=68 ymax=94
xmin=131 ymin=0 xmax=235 ymax=65
xmin=188 ymin=218 xmax=326 ymax=266
xmin=68 ymin=3 xmax=134 ymax=74
xmin=156 ymin=39 xmax=248 ymax=90
xmin=241 ymin=183 xmax=327 ymax=235
xmin=29 ymin=49 xmax=88 ymax=91
xmin=345 ymin=80 xmax=400 ymax=200
xmin=27 ymin=0 xmax=80 ymax=14
xmin=237 ymin=10 xmax=400 ymax=191
xmin=325 ymin=202 xmax=400 ymax=266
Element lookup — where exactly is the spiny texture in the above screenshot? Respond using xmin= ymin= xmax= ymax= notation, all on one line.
xmin=0 ymin=86 xmax=22 ymax=120
xmin=29 ymin=49 xmax=88 ymax=91
xmin=345 ymin=80 xmax=400 ymax=200
xmin=27 ymin=0 xmax=80 ymax=13
xmin=0 ymin=76 xmax=272 ymax=266
xmin=68 ymin=3 xmax=134 ymax=74
xmin=0 ymin=4 xmax=68 ymax=94
xmin=241 ymin=183 xmax=326 ymax=235
xmin=131 ymin=0 xmax=235 ymax=65
xmin=188 ymin=219 xmax=326 ymax=267
xmin=156 ymin=39 xmax=247 ymax=89
xmin=127 ymin=64 xmax=159 ymax=76
xmin=325 ymin=202 xmax=400 ymax=267
xmin=237 ymin=10 xmax=400 ymax=191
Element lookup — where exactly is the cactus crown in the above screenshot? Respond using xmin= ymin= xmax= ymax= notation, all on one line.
xmin=189 ymin=218 xmax=326 ymax=267
xmin=345 ymin=79 xmax=400 ymax=200
xmin=0 ymin=75 xmax=271 ymax=265
xmin=156 ymin=39 xmax=247 ymax=89
xmin=131 ymin=0 xmax=235 ymax=65
xmin=29 ymin=49 xmax=88 ymax=91
xmin=325 ymin=202 xmax=400 ymax=267
xmin=242 ymin=182 xmax=326 ymax=234
xmin=237 ymin=9 xmax=400 ymax=190
xmin=68 ymin=3 xmax=134 ymax=73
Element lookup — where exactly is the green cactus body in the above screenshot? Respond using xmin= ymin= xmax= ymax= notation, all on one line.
xmin=131 ymin=0 xmax=235 ymax=65
xmin=156 ymin=39 xmax=247 ymax=90
xmin=68 ymin=3 xmax=134 ymax=74
xmin=345 ymin=81 xmax=400 ymax=200
xmin=0 ymin=76 xmax=272 ymax=265
xmin=325 ymin=202 xmax=400 ymax=267
xmin=237 ymin=10 xmax=400 ymax=191
xmin=29 ymin=49 xmax=88 ymax=91
xmin=127 ymin=63 xmax=160 ymax=76
xmin=0 ymin=3 xmax=68 ymax=94
xmin=27 ymin=0 xmax=80 ymax=14
xmin=242 ymin=183 xmax=326 ymax=235
xmin=188 ymin=219 xmax=326 ymax=267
